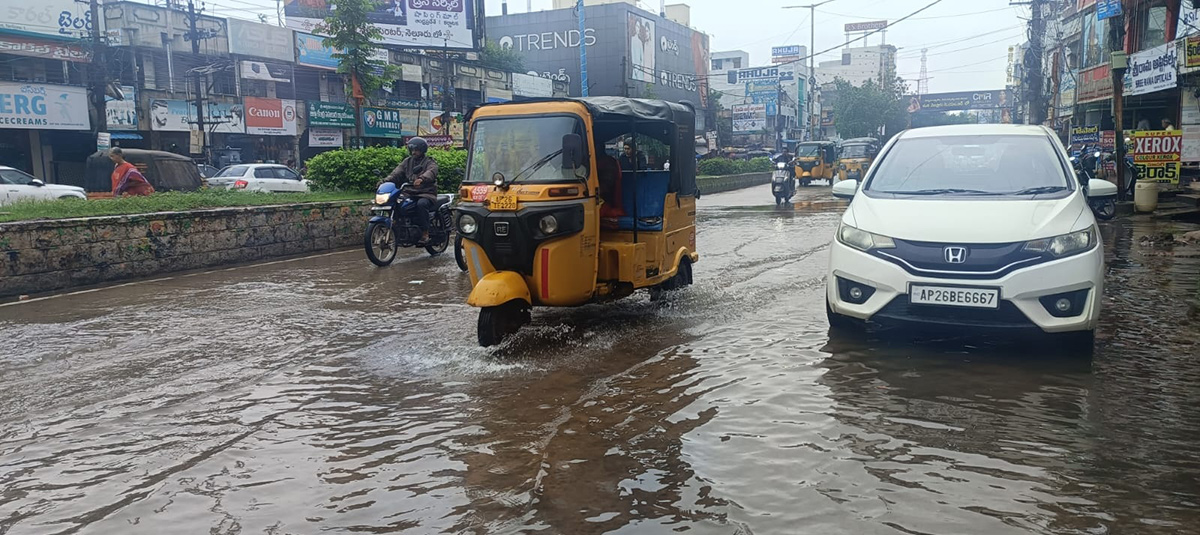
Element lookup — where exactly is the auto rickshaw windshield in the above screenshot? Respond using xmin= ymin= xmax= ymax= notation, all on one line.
xmin=466 ymin=115 xmax=590 ymax=184
xmin=795 ymin=143 xmax=823 ymax=157
xmin=841 ymin=144 xmax=873 ymax=158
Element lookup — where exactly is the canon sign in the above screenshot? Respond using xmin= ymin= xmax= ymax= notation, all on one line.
xmin=249 ymin=105 xmax=281 ymax=118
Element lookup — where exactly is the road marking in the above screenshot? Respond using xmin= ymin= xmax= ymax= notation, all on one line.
xmin=0 ymin=249 xmax=359 ymax=308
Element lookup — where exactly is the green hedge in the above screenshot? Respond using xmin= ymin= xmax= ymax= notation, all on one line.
xmin=698 ymin=157 xmax=773 ymax=176
xmin=307 ymin=147 xmax=467 ymax=193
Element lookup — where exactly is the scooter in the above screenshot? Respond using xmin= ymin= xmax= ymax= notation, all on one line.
xmin=364 ymin=182 xmax=454 ymax=266
xmin=1072 ymin=146 xmax=1116 ymax=220
xmin=771 ymin=161 xmax=796 ymax=205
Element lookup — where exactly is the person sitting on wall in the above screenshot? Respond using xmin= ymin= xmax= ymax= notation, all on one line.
xmin=110 ymin=147 xmax=155 ymax=197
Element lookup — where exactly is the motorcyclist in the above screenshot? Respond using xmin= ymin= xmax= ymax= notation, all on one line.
xmin=773 ymin=149 xmax=794 ymax=177
xmin=384 ymin=137 xmax=439 ymax=245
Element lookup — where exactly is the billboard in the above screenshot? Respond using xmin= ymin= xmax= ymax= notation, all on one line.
xmin=106 ymin=86 xmax=137 ymax=131
xmin=628 ymin=12 xmax=656 ymax=82
xmin=908 ymin=90 xmax=1012 ymax=112
xmin=240 ymin=61 xmax=294 ymax=83
xmin=285 ymin=0 xmax=479 ymax=50
xmin=227 ymin=18 xmax=294 ymax=62
xmin=0 ymin=0 xmax=91 ymax=38
xmin=0 ymin=82 xmax=88 ymax=130
xmin=771 ymin=44 xmax=803 ymax=64
xmin=149 ymin=100 xmax=244 ymax=133
xmin=727 ymin=66 xmax=782 ymax=84
xmin=244 ymin=98 xmax=297 ymax=136
xmin=0 ymin=34 xmax=88 ymax=62
xmin=732 ymin=104 xmax=767 ymax=132
xmin=844 ymin=21 xmax=887 ymax=32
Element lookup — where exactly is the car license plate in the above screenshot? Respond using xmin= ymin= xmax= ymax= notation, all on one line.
xmin=489 ymin=195 xmax=518 ymax=211
xmin=910 ymin=285 xmax=999 ymax=309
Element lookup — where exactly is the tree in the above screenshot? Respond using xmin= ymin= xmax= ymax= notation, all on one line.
xmin=479 ymin=40 xmax=525 ymax=73
xmin=911 ymin=111 xmax=975 ymax=128
xmin=831 ymin=77 xmax=909 ymax=140
xmin=315 ymin=0 xmax=395 ymax=139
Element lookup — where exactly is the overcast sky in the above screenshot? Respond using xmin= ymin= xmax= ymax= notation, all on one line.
xmin=212 ymin=0 xmax=1029 ymax=95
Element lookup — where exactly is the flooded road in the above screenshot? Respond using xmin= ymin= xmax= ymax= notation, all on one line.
xmin=1 ymin=184 xmax=1199 ymax=534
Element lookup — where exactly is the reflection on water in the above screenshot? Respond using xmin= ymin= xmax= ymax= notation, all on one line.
xmin=0 ymin=185 xmax=1198 ymax=534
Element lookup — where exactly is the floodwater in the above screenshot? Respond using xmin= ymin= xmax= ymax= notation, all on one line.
xmin=1 ymin=184 xmax=1198 ymax=534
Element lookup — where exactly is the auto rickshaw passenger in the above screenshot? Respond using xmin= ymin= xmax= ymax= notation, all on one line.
xmin=598 ymin=154 xmax=624 ymax=227
xmin=619 ymin=143 xmax=647 ymax=171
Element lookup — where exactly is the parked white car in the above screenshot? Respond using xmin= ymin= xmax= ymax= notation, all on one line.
xmin=0 ymin=166 xmax=86 ymax=205
xmin=207 ymin=164 xmax=309 ymax=192
xmin=826 ymin=124 xmax=1115 ymax=348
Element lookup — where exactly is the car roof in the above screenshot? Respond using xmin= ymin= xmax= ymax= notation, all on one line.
xmin=901 ymin=124 xmax=1052 ymax=138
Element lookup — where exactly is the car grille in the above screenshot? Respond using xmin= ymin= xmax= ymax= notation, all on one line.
xmin=872 ymin=239 xmax=1048 ymax=280
xmin=873 ymin=297 xmax=1035 ymax=329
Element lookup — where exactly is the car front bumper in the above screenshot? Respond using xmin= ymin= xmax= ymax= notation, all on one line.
xmin=826 ymin=240 xmax=1103 ymax=333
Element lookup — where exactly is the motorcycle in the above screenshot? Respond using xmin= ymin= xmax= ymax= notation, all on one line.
xmin=1072 ymin=146 xmax=1116 ymax=220
xmin=364 ymin=182 xmax=454 ymax=266
xmin=771 ymin=161 xmax=796 ymax=205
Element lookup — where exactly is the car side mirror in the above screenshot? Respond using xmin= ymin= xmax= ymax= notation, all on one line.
xmin=562 ymin=134 xmax=584 ymax=169
xmin=832 ymin=179 xmax=858 ymax=199
xmin=30 ymin=179 xmax=44 ymax=187
xmin=1086 ymin=178 xmax=1118 ymax=199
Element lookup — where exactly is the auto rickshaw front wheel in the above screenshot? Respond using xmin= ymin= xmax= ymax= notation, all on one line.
xmin=478 ymin=300 xmax=531 ymax=347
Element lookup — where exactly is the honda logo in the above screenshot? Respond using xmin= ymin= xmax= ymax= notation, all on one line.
xmin=944 ymin=246 xmax=968 ymax=264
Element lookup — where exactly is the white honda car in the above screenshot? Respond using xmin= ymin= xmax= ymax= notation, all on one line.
xmin=0 ymin=166 xmax=86 ymax=205
xmin=826 ymin=124 xmax=1115 ymax=347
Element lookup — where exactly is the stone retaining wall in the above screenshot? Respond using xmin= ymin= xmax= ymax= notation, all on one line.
xmin=0 ymin=201 xmax=369 ymax=298
xmin=697 ymin=172 xmax=771 ymax=195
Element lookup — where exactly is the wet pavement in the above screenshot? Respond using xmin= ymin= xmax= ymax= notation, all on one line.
xmin=1 ymin=183 xmax=1199 ymax=534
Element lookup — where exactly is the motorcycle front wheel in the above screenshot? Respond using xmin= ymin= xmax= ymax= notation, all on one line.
xmin=364 ymin=221 xmax=397 ymax=266
xmin=1092 ymin=198 xmax=1117 ymax=220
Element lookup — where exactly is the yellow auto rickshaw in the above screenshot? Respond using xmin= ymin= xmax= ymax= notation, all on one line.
xmin=455 ymin=97 xmax=699 ymax=346
xmin=793 ymin=140 xmax=838 ymax=185
xmin=836 ymin=137 xmax=880 ymax=182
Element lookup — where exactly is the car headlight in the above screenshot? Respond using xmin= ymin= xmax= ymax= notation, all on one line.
xmin=374 ymin=193 xmax=390 ymax=204
xmin=539 ymin=214 xmax=559 ymax=234
xmin=837 ymin=223 xmax=895 ymax=251
xmin=1023 ymin=228 xmax=1095 ymax=257
xmin=777 ymin=162 xmax=786 ymax=169
xmin=459 ymin=214 xmax=478 ymax=235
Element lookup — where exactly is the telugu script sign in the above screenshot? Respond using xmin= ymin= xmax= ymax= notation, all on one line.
xmin=1132 ymin=129 xmax=1182 ymax=185
xmin=1124 ymin=41 xmax=1177 ymax=97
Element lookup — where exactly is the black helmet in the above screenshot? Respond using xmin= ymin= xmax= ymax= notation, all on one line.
xmin=407 ymin=136 xmax=428 ymax=153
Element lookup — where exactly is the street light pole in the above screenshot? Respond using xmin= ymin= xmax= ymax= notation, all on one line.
xmin=784 ymin=0 xmax=836 ymax=141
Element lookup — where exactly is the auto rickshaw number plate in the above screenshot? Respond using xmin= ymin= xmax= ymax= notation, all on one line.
xmin=489 ymin=195 xmax=518 ymax=211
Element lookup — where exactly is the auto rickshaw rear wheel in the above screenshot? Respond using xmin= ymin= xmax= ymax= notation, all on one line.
xmin=478 ymin=300 xmax=531 ymax=347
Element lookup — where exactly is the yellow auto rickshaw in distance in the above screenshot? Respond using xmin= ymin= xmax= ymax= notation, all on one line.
xmin=793 ymin=140 xmax=838 ymax=185
xmin=836 ymin=137 xmax=880 ymax=182
xmin=454 ymin=97 xmax=700 ymax=346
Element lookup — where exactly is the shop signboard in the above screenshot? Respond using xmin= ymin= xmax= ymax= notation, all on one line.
xmin=1124 ymin=41 xmax=1177 ymax=97
xmin=732 ymin=103 xmax=766 ymax=132
xmin=1096 ymin=0 xmax=1121 ymax=20
xmin=1132 ymin=129 xmax=1182 ymax=185
xmin=149 ymin=99 xmax=245 ymax=133
xmin=308 ymin=127 xmax=343 ymax=148
xmin=1058 ymin=70 xmax=1077 ymax=112
xmin=0 ymin=0 xmax=91 ymax=38
xmin=244 ymin=97 xmax=297 ymax=136
xmin=771 ymin=45 xmax=802 ymax=64
xmin=1077 ymin=64 xmax=1112 ymax=103
xmin=1187 ymin=36 xmax=1200 ymax=69
xmin=296 ymin=32 xmax=387 ymax=71
xmin=1180 ymin=3 xmax=1200 ymax=37
xmin=1185 ymin=125 xmax=1200 ymax=163
xmin=0 ymin=33 xmax=88 ymax=62
xmin=1070 ymin=125 xmax=1100 ymax=145
xmin=512 ymin=72 xmax=552 ymax=98
xmin=240 ymin=60 xmax=294 ymax=83
xmin=844 ymin=21 xmax=887 ymax=32
xmin=307 ymin=101 xmax=356 ymax=128
xmin=228 ymin=18 xmax=293 ymax=62
xmin=363 ymin=107 xmax=403 ymax=139
xmin=0 ymin=82 xmax=89 ymax=130
xmin=820 ymin=109 xmax=834 ymax=127
xmin=106 ymin=85 xmax=137 ymax=131
xmin=96 ymin=132 xmax=110 ymax=151
xmin=286 ymin=0 xmax=479 ymax=50
xmin=1100 ymin=130 xmax=1116 ymax=170
xmin=727 ymin=66 xmax=781 ymax=84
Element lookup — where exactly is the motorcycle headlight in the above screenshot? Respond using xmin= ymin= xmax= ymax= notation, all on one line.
xmin=1023 ymin=228 xmax=1095 ymax=257
xmin=837 ymin=223 xmax=895 ymax=252
xmin=539 ymin=214 xmax=559 ymax=234
xmin=374 ymin=193 xmax=390 ymax=204
xmin=459 ymin=214 xmax=478 ymax=235
xmin=777 ymin=162 xmax=786 ymax=169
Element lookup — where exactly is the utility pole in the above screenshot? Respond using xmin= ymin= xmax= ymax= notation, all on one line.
xmin=783 ymin=1 xmax=835 ymax=141
xmin=1109 ymin=7 xmax=1129 ymax=201
xmin=1028 ymin=0 xmax=1046 ymax=125
xmin=89 ymin=0 xmax=108 ymax=136
xmin=577 ymin=0 xmax=588 ymax=97
xmin=186 ymin=0 xmax=207 ymax=159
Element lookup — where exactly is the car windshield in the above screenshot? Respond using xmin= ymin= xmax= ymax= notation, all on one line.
xmin=796 ymin=144 xmax=823 ymax=157
xmin=841 ymin=144 xmax=873 ymax=158
xmin=214 ymin=165 xmax=249 ymax=177
xmin=865 ymin=134 xmax=1070 ymax=197
xmin=466 ymin=116 xmax=589 ymax=183
xmin=0 ymin=169 xmax=35 ymax=185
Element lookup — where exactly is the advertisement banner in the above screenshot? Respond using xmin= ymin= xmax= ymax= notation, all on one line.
xmin=1059 ymin=70 xmax=1077 ymax=111
xmin=0 ymin=82 xmax=88 ymax=130
xmin=96 ymin=132 xmax=110 ymax=151
xmin=820 ymin=109 xmax=834 ymax=127
xmin=296 ymin=32 xmax=387 ymax=70
xmin=1096 ymin=0 xmax=1122 ymax=20
xmin=628 ymin=12 xmax=656 ymax=82
xmin=308 ymin=127 xmax=343 ymax=148
xmin=149 ymin=99 xmax=245 ymax=133
xmin=1184 ymin=125 xmax=1200 ymax=163
xmin=1132 ymin=129 xmax=1182 ymax=185
xmin=1124 ymin=41 xmax=1177 ymax=97
xmin=244 ymin=98 xmax=297 ymax=136
xmin=240 ymin=61 xmax=294 ymax=83
xmin=363 ymin=107 xmax=404 ymax=138
xmin=285 ymin=0 xmax=478 ymax=50
xmin=307 ymin=101 xmax=355 ymax=128
xmin=106 ymin=86 xmax=137 ymax=131
xmin=0 ymin=0 xmax=91 ymax=38
xmin=228 ymin=18 xmax=294 ymax=62
xmin=0 ymin=33 xmax=88 ymax=62
xmin=1188 ymin=36 xmax=1200 ymax=69
xmin=732 ymin=104 xmax=767 ymax=132
xmin=1182 ymin=4 xmax=1200 ymax=37
xmin=908 ymin=90 xmax=1012 ymax=112
xmin=727 ymin=66 xmax=781 ymax=84
xmin=771 ymin=44 xmax=802 ymax=64
xmin=512 ymin=72 xmax=552 ymax=97
xmin=844 ymin=21 xmax=887 ymax=32
xmin=1070 ymin=125 xmax=1100 ymax=145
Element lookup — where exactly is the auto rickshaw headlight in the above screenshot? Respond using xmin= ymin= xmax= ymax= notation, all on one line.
xmin=539 ymin=214 xmax=559 ymax=234
xmin=459 ymin=214 xmax=478 ymax=235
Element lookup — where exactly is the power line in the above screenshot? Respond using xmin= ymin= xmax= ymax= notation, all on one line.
xmin=899 ymin=33 xmax=1025 ymax=59
xmin=896 ymin=26 xmax=1024 ymax=56
xmin=817 ymin=6 xmax=1013 ymax=21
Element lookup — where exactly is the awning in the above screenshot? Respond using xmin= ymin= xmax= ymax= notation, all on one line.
xmin=111 ymin=133 xmax=143 ymax=140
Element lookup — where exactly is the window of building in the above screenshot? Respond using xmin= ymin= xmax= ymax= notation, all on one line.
xmin=1139 ymin=4 xmax=1168 ymax=50
xmin=242 ymin=79 xmax=268 ymax=98
xmin=711 ymin=59 xmax=721 ymax=71
xmin=732 ymin=58 xmax=741 ymax=69
xmin=211 ymin=68 xmax=237 ymax=95
xmin=842 ymin=53 xmax=851 ymax=65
